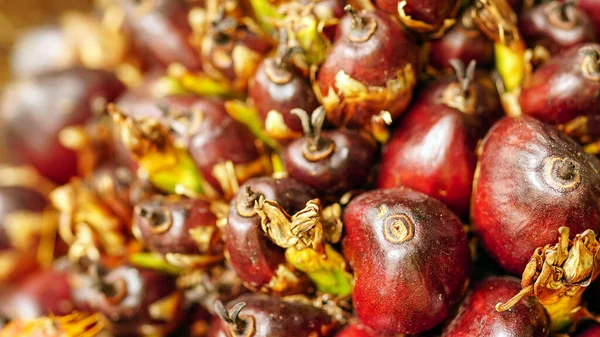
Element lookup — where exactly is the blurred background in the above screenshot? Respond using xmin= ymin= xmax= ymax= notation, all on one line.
xmin=0 ymin=0 xmax=94 ymax=84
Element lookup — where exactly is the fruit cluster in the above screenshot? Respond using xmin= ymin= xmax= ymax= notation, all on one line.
xmin=1 ymin=0 xmax=600 ymax=336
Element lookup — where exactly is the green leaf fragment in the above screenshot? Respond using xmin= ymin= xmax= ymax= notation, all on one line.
xmin=285 ymin=244 xmax=353 ymax=296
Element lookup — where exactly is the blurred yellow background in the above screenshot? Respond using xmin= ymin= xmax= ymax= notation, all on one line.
xmin=0 ymin=0 xmax=94 ymax=84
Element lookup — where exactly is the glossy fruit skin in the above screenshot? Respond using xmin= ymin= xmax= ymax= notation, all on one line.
xmin=441 ymin=276 xmax=549 ymax=337
xmin=518 ymin=2 xmax=596 ymax=55
xmin=428 ymin=8 xmax=494 ymax=70
xmin=343 ymin=188 xmax=471 ymax=334
xmin=134 ymin=195 xmax=222 ymax=256
xmin=1 ymin=68 xmax=126 ymax=184
xmin=318 ymin=10 xmax=418 ymax=128
xmin=335 ymin=324 xmax=381 ymax=337
xmin=471 ymin=116 xmax=600 ymax=275
xmin=578 ymin=0 xmax=600 ymax=38
xmin=225 ymin=177 xmax=316 ymax=290
xmin=248 ymin=58 xmax=319 ymax=137
xmin=119 ymin=0 xmax=201 ymax=71
xmin=87 ymin=265 xmax=180 ymax=336
xmin=0 ymin=186 xmax=47 ymax=251
xmin=375 ymin=0 xmax=460 ymax=29
xmin=519 ymin=44 xmax=600 ymax=130
xmin=0 ymin=269 xmax=74 ymax=319
xmin=284 ymin=129 xmax=377 ymax=194
xmin=377 ymin=73 xmax=502 ymax=216
xmin=163 ymin=96 xmax=263 ymax=195
xmin=209 ymin=293 xmax=335 ymax=337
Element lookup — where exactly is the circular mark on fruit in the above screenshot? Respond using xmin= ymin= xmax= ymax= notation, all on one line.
xmin=383 ymin=214 xmax=414 ymax=243
xmin=543 ymin=156 xmax=581 ymax=192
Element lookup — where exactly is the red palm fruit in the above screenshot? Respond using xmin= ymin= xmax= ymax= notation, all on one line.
xmin=0 ymin=68 xmax=126 ymax=184
xmin=79 ymin=264 xmax=182 ymax=336
xmin=210 ymin=294 xmax=336 ymax=337
xmin=343 ymin=188 xmax=471 ymax=334
xmin=518 ymin=1 xmax=596 ymax=55
xmin=119 ymin=0 xmax=202 ymax=71
xmin=317 ymin=6 xmax=418 ymax=129
xmin=377 ymin=61 xmax=503 ymax=215
xmin=202 ymin=9 xmax=272 ymax=91
xmin=0 ymin=185 xmax=47 ymax=251
xmin=429 ymin=8 xmax=494 ymax=70
xmin=247 ymin=30 xmax=319 ymax=142
xmin=0 ymin=268 xmax=74 ymax=319
xmin=283 ymin=107 xmax=377 ymax=195
xmin=471 ymin=116 xmax=600 ymax=275
xmin=162 ymin=96 xmax=267 ymax=198
xmin=133 ymin=195 xmax=224 ymax=267
xmin=441 ymin=276 xmax=549 ymax=337
xmin=335 ymin=324 xmax=381 ymax=337
xmin=225 ymin=177 xmax=316 ymax=293
xmin=519 ymin=44 xmax=600 ymax=145
xmin=577 ymin=0 xmax=600 ymax=38
xmin=375 ymin=0 xmax=460 ymax=35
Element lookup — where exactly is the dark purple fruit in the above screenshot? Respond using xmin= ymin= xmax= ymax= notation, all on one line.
xmin=248 ymin=30 xmax=319 ymax=141
xmin=133 ymin=195 xmax=224 ymax=267
xmin=202 ymin=9 xmax=272 ymax=92
xmin=1 ymin=68 xmax=126 ymax=184
xmin=284 ymin=107 xmax=377 ymax=195
xmin=161 ymin=96 xmax=268 ymax=198
xmin=519 ymin=44 xmax=600 ymax=144
xmin=576 ymin=323 xmax=600 ymax=337
xmin=377 ymin=61 xmax=503 ymax=215
xmin=210 ymin=294 xmax=336 ymax=337
xmin=225 ymin=177 xmax=316 ymax=293
xmin=119 ymin=0 xmax=202 ymax=71
xmin=317 ymin=6 xmax=418 ymax=129
xmin=0 ymin=268 xmax=75 ymax=319
xmin=75 ymin=264 xmax=182 ymax=336
xmin=577 ymin=0 xmax=600 ymax=38
xmin=441 ymin=276 xmax=549 ymax=337
xmin=471 ymin=116 xmax=600 ymax=275
xmin=429 ymin=8 xmax=494 ymax=70
xmin=518 ymin=1 xmax=596 ymax=55
xmin=343 ymin=188 xmax=471 ymax=334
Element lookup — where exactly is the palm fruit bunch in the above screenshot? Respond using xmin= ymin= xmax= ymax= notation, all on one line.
xmin=2 ymin=0 xmax=600 ymax=336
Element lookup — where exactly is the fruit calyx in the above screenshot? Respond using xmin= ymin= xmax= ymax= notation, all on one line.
xmin=543 ymin=156 xmax=582 ymax=192
xmin=579 ymin=46 xmax=600 ymax=81
xmin=265 ymin=29 xmax=304 ymax=85
xmin=344 ymin=5 xmax=377 ymax=43
xmin=236 ymin=185 xmax=261 ymax=217
xmin=254 ymin=196 xmax=326 ymax=252
xmin=473 ymin=0 xmax=521 ymax=49
xmin=214 ymin=301 xmax=255 ymax=337
xmin=442 ymin=59 xmax=478 ymax=114
xmin=135 ymin=205 xmax=174 ymax=234
xmin=292 ymin=107 xmax=335 ymax=161
xmin=546 ymin=1 xmax=579 ymax=30
xmin=496 ymin=227 xmax=600 ymax=331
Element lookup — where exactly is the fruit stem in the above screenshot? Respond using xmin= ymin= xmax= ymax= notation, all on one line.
xmin=450 ymin=59 xmax=477 ymax=98
xmin=495 ymin=284 xmax=533 ymax=312
xmin=344 ymin=5 xmax=366 ymax=29
xmin=292 ymin=107 xmax=335 ymax=161
xmin=266 ymin=28 xmax=304 ymax=84
xmin=211 ymin=5 xmax=237 ymax=45
xmin=214 ymin=301 xmax=251 ymax=336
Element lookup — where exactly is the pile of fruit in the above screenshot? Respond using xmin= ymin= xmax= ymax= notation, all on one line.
xmin=1 ymin=0 xmax=600 ymax=336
